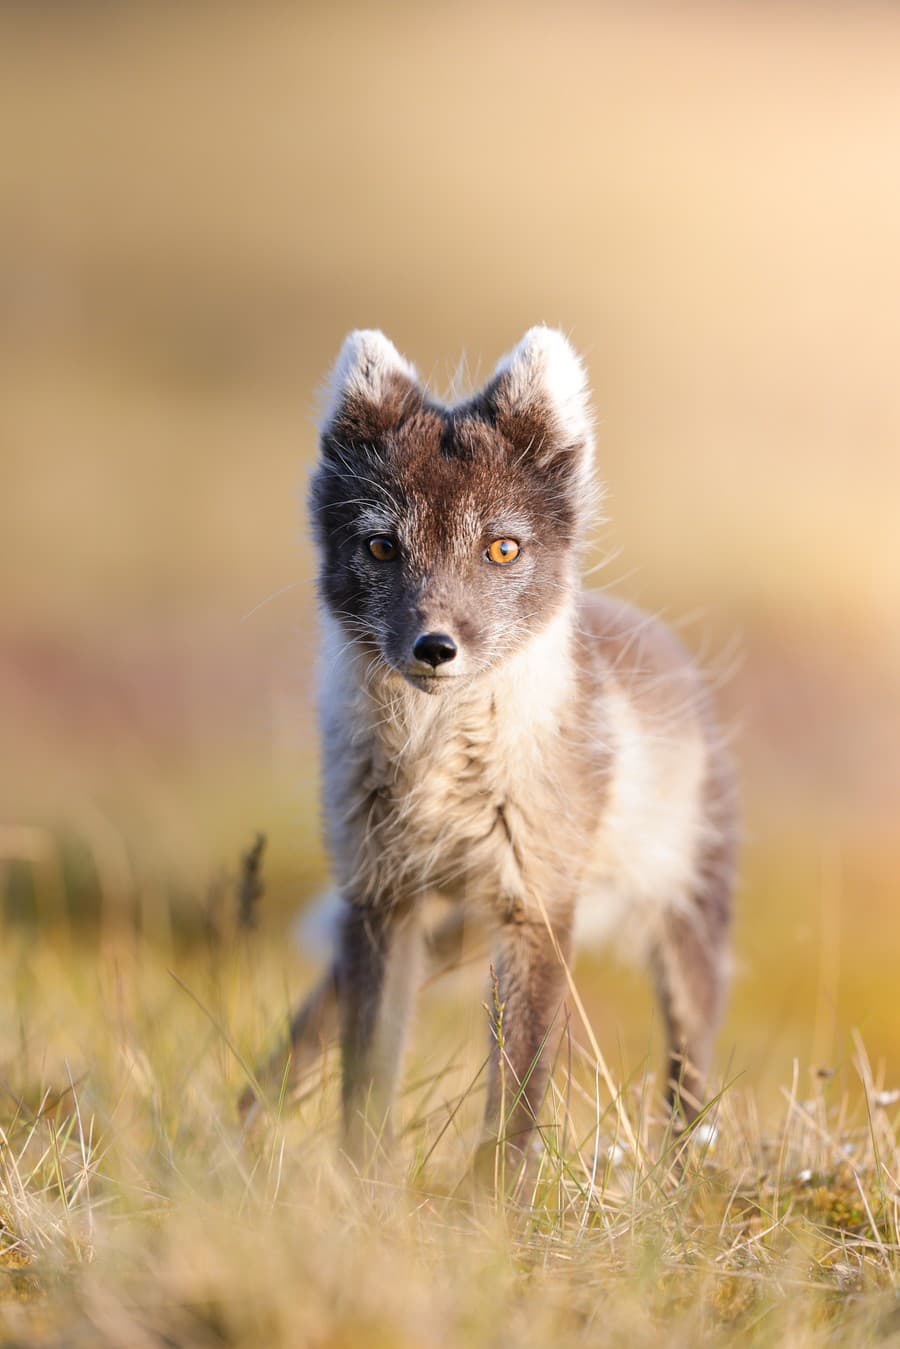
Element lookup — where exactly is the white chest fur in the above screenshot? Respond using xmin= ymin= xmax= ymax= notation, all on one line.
xmin=318 ymin=609 xmax=583 ymax=910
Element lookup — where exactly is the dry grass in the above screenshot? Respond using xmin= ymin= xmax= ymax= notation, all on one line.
xmin=2 ymin=4 xmax=899 ymax=1342
xmin=0 ymin=909 xmax=898 ymax=1348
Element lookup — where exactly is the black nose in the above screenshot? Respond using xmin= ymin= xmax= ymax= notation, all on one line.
xmin=412 ymin=632 xmax=457 ymax=668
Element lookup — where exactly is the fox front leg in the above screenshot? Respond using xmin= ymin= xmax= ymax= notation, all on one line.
xmin=479 ymin=910 xmax=573 ymax=1183
xmin=239 ymin=907 xmax=468 ymax=1125
xmin=337 ymin=899 xmax=422 ymax=1163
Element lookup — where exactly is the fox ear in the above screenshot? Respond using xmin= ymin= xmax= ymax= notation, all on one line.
xmin=319 ymin=329 xmax=421 ymax=444
xmin=484 ymin=327 xmax=593 ymax=481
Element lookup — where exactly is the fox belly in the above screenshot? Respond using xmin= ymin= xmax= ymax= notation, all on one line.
xmin=576 ymin=681 xmax=712 ymax=952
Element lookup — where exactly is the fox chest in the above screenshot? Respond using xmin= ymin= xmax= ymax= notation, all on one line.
xmin=363 ymin=738 xmax=507 ymax=899
xmin=345 ymin=723 xmax=587 ymax=909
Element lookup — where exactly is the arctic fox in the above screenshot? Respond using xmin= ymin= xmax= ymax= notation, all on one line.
xmin=245 ymin=327 xmax=736 ymax=1170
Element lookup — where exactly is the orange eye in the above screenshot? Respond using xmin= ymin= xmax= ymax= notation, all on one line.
xmin=488 ymin=538 xmax=520 ymax=565
xmin=367 ymin=535 xmax=398 ymax=561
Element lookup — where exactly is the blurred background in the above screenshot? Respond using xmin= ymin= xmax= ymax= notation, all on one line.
xmin=1 ymin=1 xmax=898 ymax=1098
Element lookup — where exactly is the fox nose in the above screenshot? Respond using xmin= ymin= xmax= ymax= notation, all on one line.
xmin=412 ymin=632 xmax=457 ymax=668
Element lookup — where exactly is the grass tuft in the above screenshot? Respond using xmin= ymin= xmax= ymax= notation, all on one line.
xmin=0 ymin=920 xmax=897 ymax=1347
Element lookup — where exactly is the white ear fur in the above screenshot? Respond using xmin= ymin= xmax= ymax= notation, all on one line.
xmin=492 ymin=326 xmax=592 ymax=452
xmin=320 ymin=329 xmax=419 ymax=430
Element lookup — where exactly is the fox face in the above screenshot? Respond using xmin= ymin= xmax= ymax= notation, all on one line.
xmin=310 ymin=327 xmax=597 ymax=691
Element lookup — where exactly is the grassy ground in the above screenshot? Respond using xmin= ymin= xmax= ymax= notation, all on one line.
xmin=2 ymin=4 xmax=900 ymax=1342
xmin=0 ymin=903 xmax=898 ymax=1348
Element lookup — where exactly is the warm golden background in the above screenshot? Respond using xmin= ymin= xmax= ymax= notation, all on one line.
xmin=2 ymin=1 xmax=899 ymax=1106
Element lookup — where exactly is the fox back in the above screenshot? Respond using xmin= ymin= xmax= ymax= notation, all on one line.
xmin=300 ymin=326 xmax=736 ymax=1170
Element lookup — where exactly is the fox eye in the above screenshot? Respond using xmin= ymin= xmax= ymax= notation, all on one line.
xmin=366 ymin=535 xmax=398 ymax=562
xmin=487 ymin=538 xmax=520 ymax=565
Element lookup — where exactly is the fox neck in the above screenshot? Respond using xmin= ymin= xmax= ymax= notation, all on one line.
xmin=324 ymin=597 xmax=579 ymax=747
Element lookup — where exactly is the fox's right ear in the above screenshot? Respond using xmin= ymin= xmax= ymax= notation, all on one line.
xmin=483 ymin=327 xmax=593 ymax=487
xmin=319 ymin=330 xmax=421 ymax=446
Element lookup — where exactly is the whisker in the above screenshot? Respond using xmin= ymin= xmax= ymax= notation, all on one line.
xmin=240 ymin=577 xmax=312 ymax=624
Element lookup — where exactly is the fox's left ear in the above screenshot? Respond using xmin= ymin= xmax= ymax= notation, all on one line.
xmin=484 ymin=327 xmax=593 ymax=483
xmin=319 ymin=329 xmax=422 ymax=447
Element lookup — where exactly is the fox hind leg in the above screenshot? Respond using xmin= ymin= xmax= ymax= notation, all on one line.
xmin=239 ymin=906 xmax=467 ymax=1123
xmin=238 ymin=964 xmax=339 ymax=1123
xmin=652 ymin=885 xmax=731 ymax=1130
xmin=654 ymin=754 xmax=736 ymax=1130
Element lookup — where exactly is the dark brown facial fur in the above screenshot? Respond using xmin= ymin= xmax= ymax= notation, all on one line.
xmin=311 ymin=377 xmax=588 ymax=688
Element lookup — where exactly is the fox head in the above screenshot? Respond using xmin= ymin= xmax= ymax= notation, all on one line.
xmin=310 ymin=327 xmax=596 ymax=693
